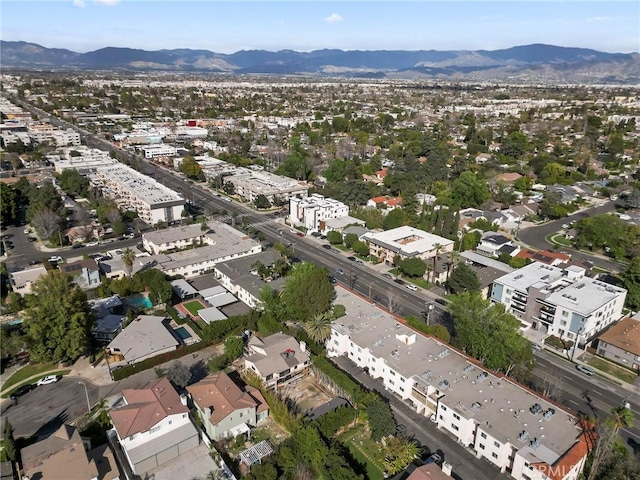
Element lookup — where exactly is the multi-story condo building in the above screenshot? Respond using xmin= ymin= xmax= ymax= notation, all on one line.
xmin=326 ymin=287 xmax=590 ymax=480
xmin=361 ymin=226 xmax=454 ymax=265
xmin=491 ymin=262 xmax=627 ymax=345
xmin=28 ymin=125 xmax=81 ymax=146
xmin=91 ymin=164 xmax=184 ymax=225
xmin=140 ymin=144 xmax=178 ymax=159
xmin=225 ymin=170 xmax=309 ymax=203
xmin=49 ymin=146 xmax=118 ymax=174
xmin=289 ymin=194 xmax=349 ymax=234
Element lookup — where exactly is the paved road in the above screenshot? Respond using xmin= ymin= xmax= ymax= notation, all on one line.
xmin=333 ymin=355 xmax=508 ymax=480
xmin=517 ymin=203 xmax=623 ymax=273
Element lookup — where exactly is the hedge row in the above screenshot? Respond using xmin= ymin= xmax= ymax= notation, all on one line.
xmin=312 ymin=356 xmax=367 ymax=405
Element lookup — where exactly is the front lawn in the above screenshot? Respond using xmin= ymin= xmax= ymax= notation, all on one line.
xmin=2 ymin=369 xmax=71 ymax=398
xmin=183 ymin=300 xmax=206 ymax=317
xmin=1 ymin=362 xmax=56 ymax=391
xmin=587 ymin=356 xmax=638 ymax=384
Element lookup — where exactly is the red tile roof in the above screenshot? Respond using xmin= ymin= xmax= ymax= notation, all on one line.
xmin=532 ymin=426 xmax=592 ymax=480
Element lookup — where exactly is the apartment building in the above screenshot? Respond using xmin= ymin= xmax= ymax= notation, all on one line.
xmin=326 ymin=287 xmax=590 ymax=480
xmin=142 ymin=223 xmax=210 ymax=255
xmin=28 ymin=125 xmax=81 ymax=146
xmin=140 ymin=144 xmax=178 ymax=158
xmin=225 ymin=170 xmax=309 ymax=203
xmin=289 ymin=194 xmax=349 ymax=234
xmin=361 ymin=226 xmax=454 ymax=265
xmin=92 ymin=164 xmax=184 ymax=225
xmin=50 ymin=146 xmax=118 ymax=174
xmin=491 ymin=262 xmax=627 ymax=345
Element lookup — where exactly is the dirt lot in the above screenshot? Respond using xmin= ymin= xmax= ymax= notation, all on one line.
xmin=279 ymin=375 xmax=334 ymax=415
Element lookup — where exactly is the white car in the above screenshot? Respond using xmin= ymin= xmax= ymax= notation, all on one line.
xmin=86 ymin=242 xmax=99 ymax=247
xmin=406 ymin=284 xmax=418 ymax=291
xmin=23 ymin=229 xmax=30 ymax=234
xmin=37 ymin=375 xmax=61 ymax=386
xmin=48 ymin=255 xmax=63 ymax=263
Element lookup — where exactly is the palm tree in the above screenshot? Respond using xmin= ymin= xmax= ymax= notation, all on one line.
xmin=432 ymin=243 xmax=442 ymax=285
xmin=303 ymin=312 xmax=333 ymax=343
xmin=121 ymin=248 xmax=136 ymax=277
xmin=586 ymin=402 xmax=634 ymax=480
xmin=382 ymin=436 xmax=421 ymax=475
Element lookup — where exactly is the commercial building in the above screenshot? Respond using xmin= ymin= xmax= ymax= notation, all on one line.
xmin=92 ymin=164 xmax=184 ymax=225
xmin=140 ymin=144 xmax=178 ymax=159
xmin=361 ymin=226 xmax=454 ymax=265
xmin=594 ymin=315 xmax=640 ymax=371
xmin=327 ymin=287 xmax=590 ymax=480
xmin=28 ymin=126 xmax=81 ymax=146
xmin=49 ymin=146 xmax=118 ymax=174
xmin=225 ymin=170 xmax=309 ymax=203
xmin=490 ymin=262 xmax=627 ymax=345
xmin=289 ymin=194 xmax=349 ymax=234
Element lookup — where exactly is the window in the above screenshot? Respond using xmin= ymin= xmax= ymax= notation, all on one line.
xmin=441 ymin=405 xmax=447 ymax=411
xmin=492 ymin=452 xmax=498 ymax=459
xmin=150 ymin=425 xmax=161 ymax=434
xmin=480 ymin=432 xmax=487 ymax=439
xmin=494 ymin=441 xmax=500 ymax=448
xmin=239 ymin=412 xmax=243 ymax=418
xmin=479 ymin=443 xmax=485 ymax=449
xmin=453 ymin=413 xmax=460 ymax=420
xmin=129 ymin=434 xmax=137 ymax=441
xmin=399 ymin=387 xmax=404 ymax=392
xmin=451 ymin=424 xmax=459 ymax=431
xmin=389 ymin=380 xmax=395 ymax=385
xmin=390 ymin=370 xmax=396 ymax=376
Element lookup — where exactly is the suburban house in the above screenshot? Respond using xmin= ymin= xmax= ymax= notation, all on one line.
xmin=514 ymin=249 xmax=570 ymax=267
xmin=90 ymin=295 xmax=125 ymax=343
xmin=459 ymin=251 xmax=515 ymax=298
xmin=594 ymin=315 xmax=640 ymax=371
xmin=9 ymin=265 xmax=47 ymax=295
xmin=106 ymin=315 xmax=179 ymax=366
xmin=326 ymin=287 xmax=590 ymax=480
xmin=361 ymin=226 xmax=454 ymax=266
xmin=187 ymin=371 xmax=269 ymax=441
xmin=366 ymin=195 xmax=403 ymax=210
xmin=244 ymin=333 xmax=310 ymax=390
xmin=402 ymin=463 xmax=454 ymax=480
xmin=476 ymin=232 xmax=519 ymax=258
xmin=59 ymin=259 xmax=101 ymax=290
xmin=491 ymin=262 xmax=627 ymax=345
xmin=109 ymin=377 xmax=199 ymax=476
xmin=21 ymin=424 xmax=118 ymax=480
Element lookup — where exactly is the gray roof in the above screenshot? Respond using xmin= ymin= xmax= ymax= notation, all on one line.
xmin=341 ymin=225 xmax=370 ymax=238
xmin=92 ymin=314 xmax=124 ymax=335
xmin=460 ymin=251 xmax=515 ymax=273
xmin=245 ymin=333 xmax=310 ymax=377
xmin=126 ymin=421 xmax=198 ymax=467
xmin=143 ymin=223 xmax=204 ymax=246
xmin=198 ymin=285 xmax=227 ymax=298
xmin=198 ymin=306 xmax=227 ymax=323
xmin=171 ymin=279 xmax=198 ymax=298
xmin=10 ymin=266 xmax=47 ymax=289
xmin=206 ymin=292 xmax=237 ymax=308
xmin=89 ymin=294 xmax=123 ymax=318
xmin=323 ymin=215 xmax=366 ymax=229
xmin=108 ymin=315 xmax=179 ymax=363
xmin=214 ymin=250 xmax=287 ymax=300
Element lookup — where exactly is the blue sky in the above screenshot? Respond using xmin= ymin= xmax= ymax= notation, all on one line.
xmin=2 ymin=1 xmax=638 ymax=54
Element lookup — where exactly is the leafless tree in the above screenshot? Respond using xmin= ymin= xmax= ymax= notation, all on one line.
xmin=105 ymin=207 xmax=122 ymax=225
xmin=75 ymin=208 xmax=93 ymax=241
xmin=387 ymin=290 xmax=401 ymax=315
xmin=538 ymin=373 xmax=563 ymax=401
xmin=32 ymin=209 xmax=60 ymax=241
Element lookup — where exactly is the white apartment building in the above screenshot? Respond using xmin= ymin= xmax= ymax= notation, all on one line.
xmin=28 ymin=125 xmax=81 ymax=146
xmin=92 ymin=164 xmax=184 ymax=225
xmin=142 ymin=223 xmax=211 ymax=255
xmin=289 ymin=194 xmax=349 ymax=234
xmin=361 ymin=226 xmax=454 ymax=265
xmin=49 ymin=146 xmax=118 ymax=174
xmin=225 ymin=170 xmax=309 ymax=203
xmin=491 ymin=262 xmax=627 ymax=345
xmin=327 ymin=287 xmax=589 ymax=480
xmin=140 ymin=144 xmax=178 ymax=159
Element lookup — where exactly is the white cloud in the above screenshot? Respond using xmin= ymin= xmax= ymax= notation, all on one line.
xmin=586 ymin=16 xmax=612 ymax=22
xmin=94 ymin=0 xmax=120 ymax=5
xmin=323 ymin=13 xmax=344 ymax=24
xmin=72 ymin=0 xmax=86 ymax=7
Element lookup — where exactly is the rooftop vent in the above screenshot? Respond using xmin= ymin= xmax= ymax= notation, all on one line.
xmin=518 ymin=430 xmax=530 ymax=442
xmin=422 ymin=370 xmax=433 ymax=380
xmin=438 ymin=349 xmax=450 ymax=359
xmin=471 ymin=402 xmax=481 ymax=411
xmin=530 ymin=438 xmax=540 ymax=449
xmin=514 ymin=274 xmax=524 ymax=280
xmin=463 ymin=365 xmax=475 ymax=374
xmin=477 ymin=372 xmax=488 ymax=382
xmin=543 ymin=408 xmax=556 ymax=420
xmin=529 ymin=403 xmax=542 ymax=415
xmin=438 ymin=380 xmax=450 ymax=390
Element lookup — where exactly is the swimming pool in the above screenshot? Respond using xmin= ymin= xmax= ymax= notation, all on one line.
xmin=125 ymin=294 xmax=153 ymax=309
xmin=174 ymin=327 xmax=192 ymax=341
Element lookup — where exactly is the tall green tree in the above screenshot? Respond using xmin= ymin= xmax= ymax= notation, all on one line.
xmin=178 ymin=155 xmax=203 ymax=179
xmin=383 ymin=208 xmax=406 ymax=230
xmin=303 ymin=311 xmax=333 ymax=343
xmin=450 ymin=171 xmax=490 ymax=208
xmin=58 ymin=169 xmax=89 ymax=197
xmin=446 ymin=263 xmax=481 ymax=294
xmin=448 ymin=292 xmax=533 ymax=378
xmin=281 ymin=263 xmax=334 ymax=321
xmin=382 ymin=436 xmax=421 ymax=475
xmin=24 ymin=271 xmax=95 ymax=363
xmin=399 ymin=258 xmax=427 ymax=278
xmin=619 ymin=256 xmax=640 ymax=310
xmin=366 ymin=397 xmax=396 ymax=441
xmin=0 ymin=183 xmax=17 ymax=225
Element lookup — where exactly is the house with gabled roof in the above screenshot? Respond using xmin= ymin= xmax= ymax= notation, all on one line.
xmin=108 ymin=377 xmax=199 ymax=475
xmin=244 ymin=333 xmax=310 ymax=390
xmin=187 ymin=371 xmax=268 ymax=441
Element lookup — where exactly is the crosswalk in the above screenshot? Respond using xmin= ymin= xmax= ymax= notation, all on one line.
xmin=213 ymin=215 xmax=279 ymax=231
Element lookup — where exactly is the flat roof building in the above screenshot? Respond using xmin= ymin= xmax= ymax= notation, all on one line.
xmin=491 ymin=262 xmax=626 ymax=345
xmin=362 ymin=226 xmax=454 ymax=265
xmin=289 ymin=194 xmax=349 ymax=234
xmin=225 ymin=170 xmax=309 ymax=203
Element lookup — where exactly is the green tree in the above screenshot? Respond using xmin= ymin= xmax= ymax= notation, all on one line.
xmin=450 ymin=171 xmax=490 ymax=208
xmin=0 ymin=183 xmax=17 ymax=225
xmin=167 ymin=360 xmax=192 ymax=388
xmin=58 ymin=169 xmax=89 ymax=197
xmin=448 ymin=292 xmax=533 ymax=378
xmin=224 ymin=335 xmax=245 ymax=360
xmin=3 ymin=420 xmax=16 ymax=462
xmin=399 ymin=258 xmax=427 ymax=278
xmin=381 ymin=436 xmax=420 ymax=475
xmin=254 ymin=194 xmax=271 ymax=209
xmin=586 ymin=403 xmax=635 ymax=480
xmin=460 ymin=231 xmax=482 ymax=250
xmin=24 ymin=271 xmax=95 ymax=363
xmin=383 ymin=208 xmax=405 ymax=230
xmin=366 ymin=397 xmax=396 ymax=441
xmin=281 ymin=263 xmax=334 ymax=321
xmin=303 ymin=312 xmax=333 ymax=343
xmin=446 ymin=263 xmax=481 ymax=294
xmin=327 ymin=230 xmax=343 ymax=245
xmin=344 ymin=233 xmax=358 ymax=249
xmin=178 ymin=155 xmax=203 ymax=179
xmin=619 ymin=256 xmax=640 ymax=310
xmin=352 ymin=239 xmax=369 ymax=257
xmin=121 ymin=248 xmax=136 ymax=276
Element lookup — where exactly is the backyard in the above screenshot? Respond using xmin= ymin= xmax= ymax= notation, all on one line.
xmin=338 ymin=425 xmax=386 ymax=480
xmin=182 ymin=299 xmax=208 ymax=317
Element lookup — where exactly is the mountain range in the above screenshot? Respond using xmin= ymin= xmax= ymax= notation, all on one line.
xmin=2 ymin=41 xmax=638 ymax=83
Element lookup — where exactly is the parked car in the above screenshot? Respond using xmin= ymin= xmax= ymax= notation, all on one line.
xmin=394 ymin=278 xmax=405 ymax=285
xmin=72 ymin=243 xmax=83 ymax=249
xmin=434 ymin=298 xmax=448 ymax=306
xmin=576 ymin=365 xmax=596 ymax=376
xmin=347 ymin=256 xmax=356 ymax=261
xmin=425 ymin=453 xmax=442 ymax=465
xmin=86 ymin=242 xmax=99 ymax=247
xmin=27 ymin=237 xmax=37 ymax=242
xmin=336 ymin=268 xmax=345 ymax=275
xmin=355 ymin=259 xmax=364 ymax=265
xmin=406 ymin=284 xmax=418 ymax=291
xmin=321 ymin=244 xmax=332 ymax=250
xmin=10 ymin=383 xmax=35 ymax=400
xmin=531 ymin=342 xmax=542 ymax=351
xmin=37 ymin=375 xmax=61 ymax=386
xmin=48 ymin=255 xmax=63 ymax=263
xmin=328 ymin=276 xmax=337 ymax=284
xmin=382 ymin=273 xmax=393 ymax=279
xmin=28 ymin=259 xmax=42 ymax=265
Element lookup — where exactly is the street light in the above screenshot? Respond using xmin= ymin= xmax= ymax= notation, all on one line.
xmin=424 ymin=303 xmax=434 ymax=325
xmin=78 ymin=381 xmax=91 ymax=413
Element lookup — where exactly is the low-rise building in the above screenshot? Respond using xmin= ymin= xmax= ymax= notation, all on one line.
xmin=91 ymin=164 xmax=184 ymax=225
xmin=289 ymin=194 xmax=349 ymax=234
xmin=244 ymin=333 xmax=310 ymax=390
xmin=90 ymin=295 xmax=125 ymax=343
xmin=594 ymin=316 xmax=640 ymax=371
xmin=477 ymin=233 xmax=517 ymax=258
xmin=106 ymin=315 xmax=179 ymax=365
xmin=109 ymin=377 xmax=198 ymax=476
xmin=225 ymin=170 xmax=309 ymax=203
xmin=140 ymin=144 xmax=178 ymax=159
xmin=491 ymin=262 xmax=627 ymax=344
xmin=59 ymin=258 xmax=101 ymax=290
xmin=362 ymin=226 xmax=454 ymax=266
xmin=187 ymin=371 xmax=269 ymax=441
xmin=327 ymin=287 xmax=590 ymax=480
xmin=142 ymin=223 xmax=210 ymax=255
xmin=49 ymin=146 xmax=118 ymax=174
